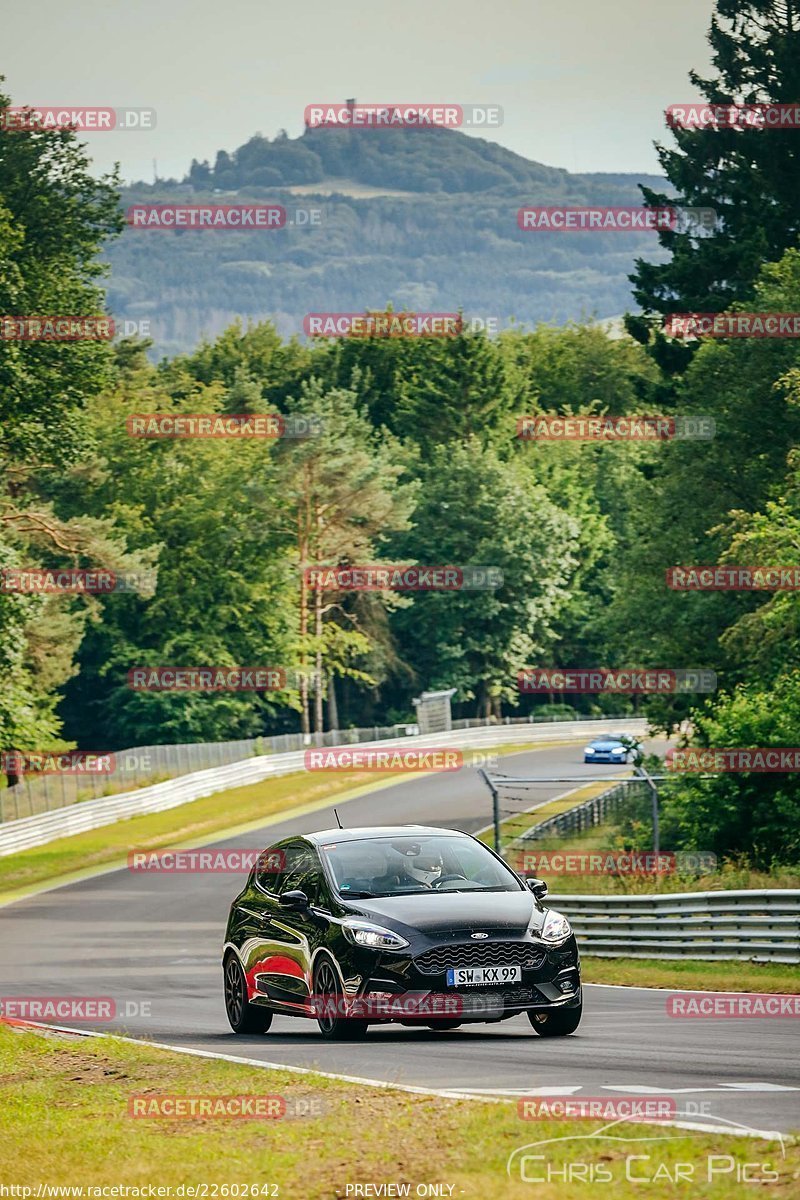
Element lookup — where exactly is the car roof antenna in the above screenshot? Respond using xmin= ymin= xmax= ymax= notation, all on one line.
xmin=333 ymin=808 xmax=344 ymax=829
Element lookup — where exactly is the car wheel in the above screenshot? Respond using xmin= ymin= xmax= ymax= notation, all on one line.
xmin=314 ymin=958 xmax=368 ymax=1040
xmin=527 ymin=1000 xmax=582 ymax=1037
xmin=426 ymin=1021 xmax=461 ymax=1031
xmin=224 ymin=954 xmax=273 ymax=1034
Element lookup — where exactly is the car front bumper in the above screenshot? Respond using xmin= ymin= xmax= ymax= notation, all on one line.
xmin=350 ymin=936 xmax=581 ymax=1022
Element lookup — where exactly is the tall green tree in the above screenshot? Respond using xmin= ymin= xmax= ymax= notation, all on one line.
xmin=275 ymin=378 xmax=417 ymax=734
xmin=660 ymin=670 xmax=800 ymax=867
xmin=610 ymin=248 xmax=800 ymax=727
xmin=389 ymin=440 xmax=579 ymax=717
xmin=0 ymin=84 xmax=123 ymax=755
xmin=628 ymin=0 xmax=800 ymax=363
xmin=49 ymin=344 xmax=298 ymax=746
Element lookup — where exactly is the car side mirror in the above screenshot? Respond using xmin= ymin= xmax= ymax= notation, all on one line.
xmin=526 ymin=878 xmax=548 ymax=900
xmin=279 ymin=889 xmax=309 ymax=910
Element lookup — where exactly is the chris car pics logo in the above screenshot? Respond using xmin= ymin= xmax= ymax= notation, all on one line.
xmin=506 ymin=1113 xmax=785 ymax=1185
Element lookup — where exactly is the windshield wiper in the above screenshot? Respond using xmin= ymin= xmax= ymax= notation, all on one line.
xmin=339 ymin=889 xmax=377 ymax=898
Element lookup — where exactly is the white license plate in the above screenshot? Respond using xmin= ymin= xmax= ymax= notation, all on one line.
xmin=446 ymin=965 xmax=522 ymax=987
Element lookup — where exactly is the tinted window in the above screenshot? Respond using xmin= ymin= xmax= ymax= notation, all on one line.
xmin=255 ymin=840 xmax=297 ymax=893
xmin=320 ymin=835 xmax=522 ymax=896
xmin=278 ymin=843 xmax=323 ymax=905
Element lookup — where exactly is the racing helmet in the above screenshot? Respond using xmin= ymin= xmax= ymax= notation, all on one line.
xmin=405 ymin=847 xmax=444 ymax=886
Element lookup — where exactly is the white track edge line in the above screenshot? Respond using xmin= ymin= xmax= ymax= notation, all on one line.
xmin=5 ymin=1018 xmax=794 ymax=1141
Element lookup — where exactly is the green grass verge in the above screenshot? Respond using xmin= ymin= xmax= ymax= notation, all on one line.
xmin=0 ymin=738 xmax=566 ymax=901
xmin=582 ymin=956 xmax=800 ymax=993
xmin=0 ymin=1024 xmax=795 ymax=1198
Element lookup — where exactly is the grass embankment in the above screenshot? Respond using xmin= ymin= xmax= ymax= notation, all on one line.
xmin=0 ymin=738 xmax=564 ymax=900
xmin=0 ymin=1024 xmax=795 ymax=1198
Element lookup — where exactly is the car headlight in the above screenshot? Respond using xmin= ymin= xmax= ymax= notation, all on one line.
xmin=584 ymin=746 xmax=595 ymax=754
xmin=612 ymin=746 xmax=626 ymax=755
xmin=539 ymin=909 xmax=572 ymax=944
xmin=341 ymin=918 xmax=409 ymax=950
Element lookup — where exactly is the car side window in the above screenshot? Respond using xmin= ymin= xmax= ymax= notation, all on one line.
xmin=277 ymin=844 xmax=323 ymax=906
xmin=255 ymin=842 xmax=291 ymax=894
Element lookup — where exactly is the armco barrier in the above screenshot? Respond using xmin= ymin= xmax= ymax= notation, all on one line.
xmin=0 ymin=712 xmax=637 ymax=823
xmin=0 ymin=719 xmax=645 ymax=857
xmin=518 ymin=779 xmax=645 ymax=843
xmin=548 ymin=889 xmax=800 ymax=964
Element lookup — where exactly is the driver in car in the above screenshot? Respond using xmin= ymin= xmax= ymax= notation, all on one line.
xmin=377 ymin=846 xmax=444 ymax=891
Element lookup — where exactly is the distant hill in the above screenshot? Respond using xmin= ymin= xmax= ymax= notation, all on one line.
xmin=106 ymin=124 xmax=669 ymax=356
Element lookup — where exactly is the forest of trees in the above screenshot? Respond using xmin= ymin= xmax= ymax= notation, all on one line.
xmin=2 ymin=0 xmax=800 ymax=865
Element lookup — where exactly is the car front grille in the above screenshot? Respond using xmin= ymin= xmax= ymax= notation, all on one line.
xmin=414 ymin=941 xmax=547 ymax=976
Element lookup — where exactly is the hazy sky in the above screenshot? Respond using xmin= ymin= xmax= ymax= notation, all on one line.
xmin=4 ymin=0 xmax=715 ymax=182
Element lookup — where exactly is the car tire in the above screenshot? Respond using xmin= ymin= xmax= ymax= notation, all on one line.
xmin=314 ymin=958 xmax=368 ymax=1040
xmin=527 ymin=1000 xmax=582 ymax=1037
xmin=224 ymin=954 xmax=273 ymax=1034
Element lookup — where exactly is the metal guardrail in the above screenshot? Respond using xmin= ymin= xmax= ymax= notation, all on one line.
xmin=0 ymin=711 xmax=636 ymax=824
xmin=547 ymin=889 xmax=800 ymax=963
xmin=0 ymin=727 xmax=410 ymax=824
xmin=518 ymin=779 xmax=644 ymax=843
xmin=0 ymin=718 xmax=643 ymax=858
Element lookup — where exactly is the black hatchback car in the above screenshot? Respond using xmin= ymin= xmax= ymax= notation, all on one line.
xmin=222 ymin=825 xmax=581 ymax=1039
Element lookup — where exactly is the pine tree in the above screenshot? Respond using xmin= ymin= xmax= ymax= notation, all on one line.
xmin=628 ymin=1 xmax=800 ymax=360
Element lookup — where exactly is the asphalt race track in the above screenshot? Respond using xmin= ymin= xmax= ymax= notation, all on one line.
xmin=1 ymin=739 xmax=798 ymax=1136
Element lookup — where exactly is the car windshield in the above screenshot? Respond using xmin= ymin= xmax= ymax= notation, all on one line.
xmin=320 ymin=834 xmax=522 ymax=896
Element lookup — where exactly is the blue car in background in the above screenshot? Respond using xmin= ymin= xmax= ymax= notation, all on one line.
xmin=583 ymin=735 xmax=634 ymax=764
